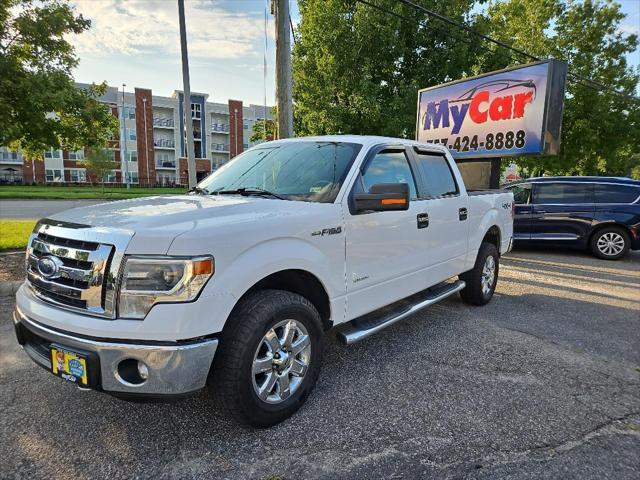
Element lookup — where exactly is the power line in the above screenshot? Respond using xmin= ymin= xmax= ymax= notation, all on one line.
xmin=396 ymin=0 xmax=538 ymax=61
xmin=393 ymin=0 xmax=639 ymax=102
xmin=354 ymin=0 xmax=522 ymax=65
xmin=352 ymin=0 xmax=638 ymax=102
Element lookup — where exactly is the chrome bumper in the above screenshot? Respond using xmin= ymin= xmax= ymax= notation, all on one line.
xmin=13 ymin=307 xmax=218 ymax=396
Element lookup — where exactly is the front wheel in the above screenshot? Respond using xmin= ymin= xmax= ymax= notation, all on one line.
xmin=209 ymin=289 xmax=324 ymax=428
xmin=459 ymin=242 xmax=500 ymax=306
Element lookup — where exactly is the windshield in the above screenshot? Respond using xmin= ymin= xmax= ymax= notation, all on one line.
xmin=198 ymin=141 xmax=362 ymax=203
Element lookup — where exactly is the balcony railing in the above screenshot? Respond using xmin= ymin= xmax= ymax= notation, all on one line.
xmin=211 ymin=123 xmax=230 ymax=133
xmin=153 ymin=117 xmax=175 ymax=128
xmin=156 ymin=160 xmax=176 ymax=169
xmin=212 ymin=143 xmax=230 ymax=152
xmin=154 ymin=139 xmax=175 ymax=148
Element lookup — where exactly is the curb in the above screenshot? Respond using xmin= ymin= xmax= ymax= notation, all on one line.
xmin=0 ymin=281 xmax=22 ymax=298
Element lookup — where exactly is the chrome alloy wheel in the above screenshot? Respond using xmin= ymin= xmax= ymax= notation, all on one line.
xmin=481 ymin=255 xmax=496 ymax=296
xmin=597 ymin=232 xmax=625 ymax=257
xmin=252 ymin=319 xmax=311 ymax=404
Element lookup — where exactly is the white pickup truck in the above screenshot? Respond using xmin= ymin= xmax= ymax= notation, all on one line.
xmin=14 ymin=136 xmax=513 ymax=427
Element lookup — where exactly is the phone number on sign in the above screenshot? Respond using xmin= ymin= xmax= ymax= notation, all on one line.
xmin=425 ymin=130 xmax=526 ymax=152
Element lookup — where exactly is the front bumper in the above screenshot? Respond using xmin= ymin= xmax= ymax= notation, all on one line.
xmin=13 ymin=307 xmax=218 ymax=397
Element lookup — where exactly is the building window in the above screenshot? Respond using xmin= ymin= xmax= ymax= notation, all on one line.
xmin=243 ymin=143 xmax=249 ymax=149
xmin=126 ymin=171 xmax=139 ymax=183
xmin=243 ymin=121 xmax=249 ymax=130
xmin=0 ymin=150 xmax=19 ymax=161
xmin=69 ymin=169 xmax=86 ymax=183
xmin=128 ymin=128 xmax=137 ymax=141
xmin=122 ymin=106 xmax=135 ymax=120
xmin=104 ymin=170 xmax=117 ymax=183
xmin=45 ymin=169 xmax=63 ymax=182
xmin=191 ymin=103 xmax=201 ymax=120
xmin=44 ymin=148 xmax=62 ymax=159
xmin=129 ymin=151 xmax=138 ymax=162
xmin=68 ymin=150 xmax=84 ymax=160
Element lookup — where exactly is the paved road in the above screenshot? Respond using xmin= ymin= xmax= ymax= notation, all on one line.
xmin=1 ymin=249 xmax=639 ymax=479
xmin=0 ymin=199 xmax=108 ymax=219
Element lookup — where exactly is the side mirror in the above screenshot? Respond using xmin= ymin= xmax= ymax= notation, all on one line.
xmin=354 ymin=183 xmax=410 ymax=212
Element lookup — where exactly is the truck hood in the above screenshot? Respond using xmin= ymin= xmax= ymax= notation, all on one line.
xmin=48 ymin=195 xmax=305 ymax=254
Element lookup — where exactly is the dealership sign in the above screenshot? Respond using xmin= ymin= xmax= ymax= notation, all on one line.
xmin=416 ymin=60 xmax=567 ymax=159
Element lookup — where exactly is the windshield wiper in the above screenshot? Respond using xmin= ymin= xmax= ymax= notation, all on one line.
xmin=216 ymin=187 xmax=286 ymax=200
xmin=188 ymin=186 xmax=209 ymax=195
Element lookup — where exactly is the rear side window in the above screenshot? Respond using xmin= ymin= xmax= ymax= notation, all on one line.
xmin=510 ymin=184 xmax=531 ymax=204
xmin=534 ymin=183 xmax=593 ymax=204
xmin=360 ymin=150 xmax=417 ymax=199
xmin=594 ymin=184 xmax=640 ymax=204
xmin=414 ymin=152 xmax=458 ymax=198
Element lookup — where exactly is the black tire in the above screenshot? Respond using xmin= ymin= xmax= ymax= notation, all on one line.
xmin=459 ymin=242 xmax=499 ymax=306
xmin=209 ymin=289 xmax=324 ymax=428
xmin=589 ymin=226 xmax=630 ymax=260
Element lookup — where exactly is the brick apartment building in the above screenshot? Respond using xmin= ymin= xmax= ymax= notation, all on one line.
xmin=0 ymin=84 xmax=273 ymax=186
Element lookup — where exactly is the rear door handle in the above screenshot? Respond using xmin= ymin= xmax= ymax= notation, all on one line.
xmin=459 ymin=208 xmax=468 ymax=221
xmin=417 ymin=213 xmax=429 ymax=229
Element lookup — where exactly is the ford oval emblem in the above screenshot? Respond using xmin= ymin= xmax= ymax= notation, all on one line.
xmin=37 ymin=256 xmax=63 ymax=279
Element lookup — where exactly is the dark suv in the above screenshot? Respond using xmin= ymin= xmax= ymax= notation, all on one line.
xmin=506 ymin=176 xmax=640 ymax=260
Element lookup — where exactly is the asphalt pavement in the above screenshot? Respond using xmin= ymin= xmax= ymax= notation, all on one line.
xmin=1 ymin=248 xmax=639 ymax=479
xmin=0 ymin=199 xmax=108 ymax=219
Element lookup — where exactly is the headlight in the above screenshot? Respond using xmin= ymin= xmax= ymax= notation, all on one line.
xmin=118 ymin=256 xmax=214 ymax=319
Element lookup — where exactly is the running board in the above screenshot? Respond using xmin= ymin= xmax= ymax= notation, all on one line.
xmin=336 ymin=280 xmax=466 ymax=345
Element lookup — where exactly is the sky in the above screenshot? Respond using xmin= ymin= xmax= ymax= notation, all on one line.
xmin=69 ymin=0 xmax=639 ymax=105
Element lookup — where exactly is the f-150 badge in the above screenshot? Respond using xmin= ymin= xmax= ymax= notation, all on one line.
xmin=312 ymin=227 xmax=342 ymax=236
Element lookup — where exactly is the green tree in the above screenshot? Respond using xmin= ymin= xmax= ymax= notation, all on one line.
xmin=293 ymin=0 xmax=483 ymax=138
xmin=250 ymin=119 xmax=276 ymax=143
xmin=80 ymin=147 xmax=116 ymax=192
xmin=0 ymin=0 xmax=118 ymax=159
xmin=481 ymin=0 xmax=640 ymax=177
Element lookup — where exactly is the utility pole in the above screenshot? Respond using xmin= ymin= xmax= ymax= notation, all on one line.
xmin=274 ymin=0 xmax=293 ymax=138
xmin=121 ymin=84 xmax=130 ymax=190
xmin=178 ymin=0 xmax=197 ymax=188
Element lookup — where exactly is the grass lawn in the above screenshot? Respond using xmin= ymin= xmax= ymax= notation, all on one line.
xmin=0 ymin=220 xmax=37 ymax=251
xmin=0 ymin=185 xmax=187 ymax=200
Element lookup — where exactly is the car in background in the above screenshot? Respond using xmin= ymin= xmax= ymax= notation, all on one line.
xmin=506 ymin=176 xmax=640 ymax=260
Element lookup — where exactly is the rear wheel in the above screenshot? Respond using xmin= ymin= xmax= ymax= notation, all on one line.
xmin=459 ymin=242 xmax=499 ymax=306
xmin=209 ymin=289 xmax=323 ymax=427
xmin=590 ymin=226 xmax=630 ymax=260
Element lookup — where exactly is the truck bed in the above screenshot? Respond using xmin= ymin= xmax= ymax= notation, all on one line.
xmin=467 ymin=189 xmax=509 ymax=196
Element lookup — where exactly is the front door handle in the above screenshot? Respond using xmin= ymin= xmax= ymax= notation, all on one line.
xmin=417 ymin=213 xmax=429 ymax=229
xmin=459 ymin=208 xmax=468 ymax=221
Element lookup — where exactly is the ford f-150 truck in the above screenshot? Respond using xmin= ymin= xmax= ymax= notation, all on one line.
xmin=14 ymin=136 xmax=513 ymax=427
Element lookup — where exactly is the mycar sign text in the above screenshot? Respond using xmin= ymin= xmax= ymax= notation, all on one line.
xmin=416 ymin=60 xmax=567 ymax=159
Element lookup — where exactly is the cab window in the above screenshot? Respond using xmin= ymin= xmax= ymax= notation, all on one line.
xmin=358 ymin=150 xmax=417 ymax=200
xmin=413 ymin=152 xmax=458 ymax=198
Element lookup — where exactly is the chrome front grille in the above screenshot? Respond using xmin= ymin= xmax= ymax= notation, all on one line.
xmin=27 ymin=232 xmax=114 ymax=316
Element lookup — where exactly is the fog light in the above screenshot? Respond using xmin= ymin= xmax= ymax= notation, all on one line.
xmin=137 ymin=361 xmax=149 ymax=380
xmin=116 ymin=359 xmax=148 ymax=386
